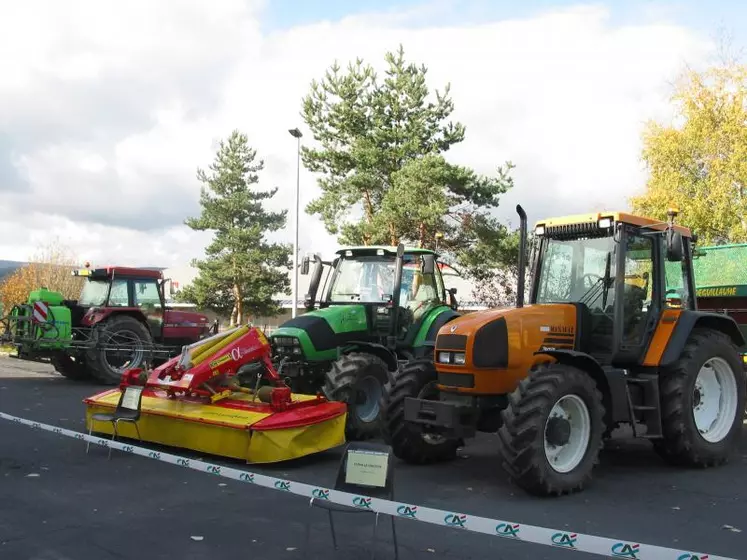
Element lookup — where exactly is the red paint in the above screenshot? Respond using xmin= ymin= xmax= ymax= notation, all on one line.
xmin=105 ymin=326 xmax=348 ymax=428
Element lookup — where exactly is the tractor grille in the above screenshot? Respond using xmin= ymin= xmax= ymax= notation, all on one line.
xmin=438 ymin=372 xmax=475 ymax=388
xmin=436 ymin=334 xmax=467 ymax=350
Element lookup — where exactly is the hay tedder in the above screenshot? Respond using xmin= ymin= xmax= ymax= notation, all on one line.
xmin=84 ymin=324 xmax=347 ymax=463
xmin=0 ymin=265 xmax=215 ymax=384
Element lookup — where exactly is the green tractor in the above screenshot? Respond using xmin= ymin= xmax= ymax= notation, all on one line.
xmin=269 ymin=245 xmax=460 ymax=439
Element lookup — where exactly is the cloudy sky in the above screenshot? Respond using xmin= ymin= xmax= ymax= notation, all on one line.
xmin=0 ymin=0 xmax=744 ymax=272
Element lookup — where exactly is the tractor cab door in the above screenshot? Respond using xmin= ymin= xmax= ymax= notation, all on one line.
xmin=132 ymin=278 xmax=164 ymax=340
xmin=397 ymin=254 xmax=446 ymax=342
xmin=611 ymin=227 xmax=659 ymax=365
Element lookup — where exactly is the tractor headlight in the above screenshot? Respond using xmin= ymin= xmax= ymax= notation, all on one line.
xmin=438 ymin=351 xmax=450 ymax=364
xmin=453 ymin=352 xmax=466 ymax=365
xmin=272 ymin=336 xmax=302 ymax=357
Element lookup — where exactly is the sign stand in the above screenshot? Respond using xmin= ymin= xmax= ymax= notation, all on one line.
xmin=305 ymin=442 xmax=398 ymax=559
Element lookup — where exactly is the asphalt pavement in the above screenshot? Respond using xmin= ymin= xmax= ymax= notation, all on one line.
xmin=1 ymin=357 xmax=746 ymax=560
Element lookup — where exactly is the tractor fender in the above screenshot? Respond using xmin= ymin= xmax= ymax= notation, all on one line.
xmin=410 ymin=308 xmax=460 ymax=359
xmin=534 ymin=349 xmax=622 ymax=427
xmin=82 ymin=307 xmax=148 ymax=329
xmin=341 ymin=341 xmax=398 ymax=372
xmin=660 ymin=310 xmax=746 ymax=366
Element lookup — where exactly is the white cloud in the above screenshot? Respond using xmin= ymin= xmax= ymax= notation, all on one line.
xmin=0 ymin=1 xmax=714 ymax=287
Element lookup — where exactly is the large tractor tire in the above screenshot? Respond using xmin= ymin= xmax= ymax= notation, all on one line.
xmin=654 ymin=328 xmax=745 ymax=467
xmin=324 ymin=352 xmax=389 ymax=440
xmin=380 ymin=358 xmax=459 ymax=464
xmin=50 ymin=354 xmax=90 ymax=381
xmin=86 ymin=315 xmax=153 ymax=385
xmin=496 ymin=363 xmax=606 ymax=497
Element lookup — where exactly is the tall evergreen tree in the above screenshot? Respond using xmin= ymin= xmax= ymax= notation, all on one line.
xmin=180 ymin=130 xmax=291 ymax=325
xmin=301 ymin=45 xmax=516 ymax=292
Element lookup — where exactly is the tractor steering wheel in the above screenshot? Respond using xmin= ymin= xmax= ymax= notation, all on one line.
xmin=582 ymin=273 xmax=602 ymax=289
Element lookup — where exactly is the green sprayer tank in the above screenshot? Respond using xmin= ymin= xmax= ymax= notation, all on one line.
xmin=12 ymin=287 xmax=72 ymax=350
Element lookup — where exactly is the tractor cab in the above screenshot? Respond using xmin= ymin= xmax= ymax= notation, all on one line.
xmin=530 ymin=209 xmax=695 ymax=367
xmin=71 ymin=265 xmax=210 ymax=346
xmin=303 ymin=245 xmax=457 ymax=344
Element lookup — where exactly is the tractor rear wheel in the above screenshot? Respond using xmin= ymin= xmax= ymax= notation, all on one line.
xmin=50 ymin=354 xmax=90 ymax=381
xmin=380 ymin=358 xmax=459 ymax=464
xmin=86 ymin=315 xmax=152 ymax=385
xmin=324 ymin=352 xmax=389 ymax=440
xmin=497 ymin=363 xmax=606 ymax=496
xmin=654 ymin=328 xmax=745 ymax=467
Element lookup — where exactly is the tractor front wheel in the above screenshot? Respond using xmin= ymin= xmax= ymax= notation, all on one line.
xmin=324 ymin=352 xmax=389 ymax=440
xmin=654 ymin=329 xmax=745 ymax=467
xmin=50 ymin=354 xmax=90 ymax=381
xmin=86 ymin=315 xmax=152 ymax=385
xmin=497 ymin=363 xmax=606 ymax=496
xmin=380 ymin=358 xmax=459 ymax=464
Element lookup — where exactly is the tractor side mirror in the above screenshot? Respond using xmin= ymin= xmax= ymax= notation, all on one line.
xmin=422 ymin=254 xmax=435 ymax=275
xmin=448 ymin=287 xmax=458 ymax=310
xmin=666 ymin=231 xmax=684 ymax=262
xmin=300 ymin=255 xmax=310 ymax=275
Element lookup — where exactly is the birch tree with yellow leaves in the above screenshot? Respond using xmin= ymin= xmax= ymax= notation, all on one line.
xmin=630 ymin=61 xmax=747 ymax=244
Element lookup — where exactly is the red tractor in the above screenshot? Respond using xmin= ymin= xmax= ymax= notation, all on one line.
xmin=38 ymin=265 xmax=214 ymax=384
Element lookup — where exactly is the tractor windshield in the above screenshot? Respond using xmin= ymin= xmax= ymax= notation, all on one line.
xmin=79 ymin=279 xmax=110 ymax=306
xmin=329 ymin=254 xmax=444 ymax=313
xmin=536 ymin=236 xmax=616 ymax=311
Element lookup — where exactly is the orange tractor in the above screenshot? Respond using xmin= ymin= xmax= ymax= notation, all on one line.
xmin=381 ymin=206 xmax=746 ymax=496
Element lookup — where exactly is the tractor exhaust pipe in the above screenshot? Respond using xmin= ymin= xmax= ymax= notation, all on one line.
xmin=516 ymin=204 xmax=527 ymax=308
xmin=388 ymin=243 xmax=406 ymax=348
xmin=305 ymin=254 xmax=324 ymax=310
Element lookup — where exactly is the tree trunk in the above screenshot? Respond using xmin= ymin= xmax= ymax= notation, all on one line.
xmin=389 ymin=223 xmax=398 ymax=246
xmin=418 ymin=222 xmax=426 ymax=248
xmin=230 ymin=304 xmax=237 ymax=327
xmin=234 ymin=284 xmax=243 ymax=325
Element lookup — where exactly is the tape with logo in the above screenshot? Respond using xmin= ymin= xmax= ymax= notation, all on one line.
xmin=0 ymin=411 xmax=731 ymax=560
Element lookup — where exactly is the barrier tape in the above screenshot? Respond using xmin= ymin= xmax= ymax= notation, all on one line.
xmin=0 ymin=411 xmax=732 ymax=560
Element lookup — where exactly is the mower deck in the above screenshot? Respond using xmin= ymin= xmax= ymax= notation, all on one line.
xmin=83 ymin=388 xmax=347 ymax=463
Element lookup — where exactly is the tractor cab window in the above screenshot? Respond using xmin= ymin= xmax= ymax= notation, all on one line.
xmin=108 ymin=279 xmax=129 ymax=307
xmin=79 ymin=280 xmax=110 ymax=307
xmin=536 ymin=235 xmax=616 ymax=313
xmin=620 ymin=233 xmax=655 ymax=345
xmin=663 ymin=246 xmax=692 ymax=309
xmin=330 ymin=256 xmax=395 ymax=303
xmin=134 ymin=280 xmax=162 ymax=308
xmin=400 ymin=256 xmax=444 ymax=322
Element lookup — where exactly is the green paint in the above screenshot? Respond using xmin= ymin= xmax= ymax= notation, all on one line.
xmin=269 ymin=326 xmax=337 ymax=361
xmin=271 ymin=305 xmax=369 ymax=361
xmin=302 ymin=305 xmax=368 ymax=333
xmin=413 ymin=305 xmax=453 ymax=346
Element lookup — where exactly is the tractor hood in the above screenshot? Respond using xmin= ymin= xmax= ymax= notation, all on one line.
xmin=434 ymin=302 xmax=579 ymax=393
xmin=167 ymin=309 xmax=211 ymax=327
xmin=270 ymin=305 xmax=372 ymax=361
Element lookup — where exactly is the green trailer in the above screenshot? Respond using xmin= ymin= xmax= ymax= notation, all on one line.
xmin=692 ymin=243 xmax=747 ymax=349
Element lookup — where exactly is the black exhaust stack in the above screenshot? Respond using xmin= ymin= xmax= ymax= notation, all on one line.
xmin=516 ymin=205 xmax=527 ymax=308
xmin=304 ymin=254 xmax=324 ymax=310
xmin=388 ymin=243 xmax=406 ymax=348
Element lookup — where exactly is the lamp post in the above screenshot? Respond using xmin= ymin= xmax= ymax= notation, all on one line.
xmin=288 ymin=127 xmax=303 ymax=318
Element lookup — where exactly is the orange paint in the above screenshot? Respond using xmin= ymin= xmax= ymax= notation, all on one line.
xmin=435 ymin=303 xmax=577 ymax=395
xmin=642 ymin=309 xmax=682 ymax=366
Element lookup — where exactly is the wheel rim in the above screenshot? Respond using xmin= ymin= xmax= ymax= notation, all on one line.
xmin=101 ymin=329 xmax=145 ymax=374
xmin=692 ymin=357 xmax=738 ymax=443
xmin=354 ymin=375 xmax=382 ymax=423
xmin=417 ymin=381 xmax=447 ymax=445
xmin=544 ymin=394 xmax=591 ymax=474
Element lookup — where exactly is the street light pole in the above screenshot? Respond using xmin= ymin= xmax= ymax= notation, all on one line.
xmin=288 ymin=128 xmax=303 ymax=318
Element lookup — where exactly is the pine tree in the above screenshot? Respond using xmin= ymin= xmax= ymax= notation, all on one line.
xmin=181 ymin=130 xmax=291 ymax=325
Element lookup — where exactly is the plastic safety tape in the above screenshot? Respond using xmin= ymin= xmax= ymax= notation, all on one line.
xmin=0 ymin=411 xmax=730 ymax=560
